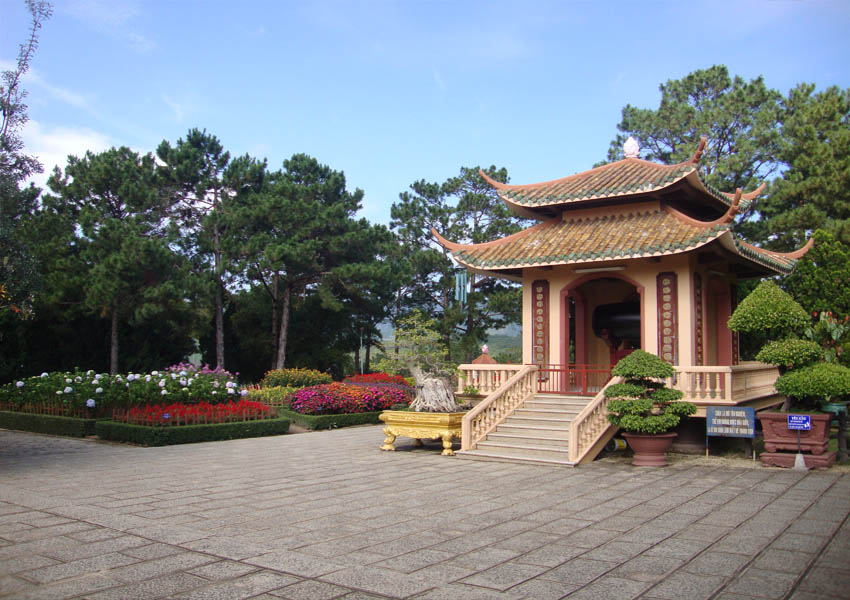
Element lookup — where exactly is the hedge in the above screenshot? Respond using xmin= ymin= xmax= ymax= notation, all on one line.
xmin=0 ymin=410 xmax=101 ymax=437
xmin=95 ymin=417 xmax=290 ymax=446
xmin=278 ymin=407 xmax=383 ymax=430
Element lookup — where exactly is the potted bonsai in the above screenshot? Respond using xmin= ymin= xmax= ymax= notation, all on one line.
xmin=728 ymin=280 xmax=850 ymax=467
xmin=374 ymin=312 xmax=464 ymax=455
xmin=605 ymin=350 xmax=697 ymax=466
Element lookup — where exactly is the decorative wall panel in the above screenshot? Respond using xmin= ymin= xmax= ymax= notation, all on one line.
xmin=731 ymin=283 xmax=739 ymax=365
xmin=532 ymin=280 xmax=549 ymax=366
xmin=693 ymin=273 xmax=704 ymax=366
xmin=657 ymin=272 xmax=678 ymax=364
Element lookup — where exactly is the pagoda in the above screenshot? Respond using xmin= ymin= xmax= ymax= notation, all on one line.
xmin=438 ymin=137 xmax=812 ymax=463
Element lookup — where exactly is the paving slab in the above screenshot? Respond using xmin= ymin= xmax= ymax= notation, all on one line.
xmin=0 ymin=427 xmax=847 ymax=599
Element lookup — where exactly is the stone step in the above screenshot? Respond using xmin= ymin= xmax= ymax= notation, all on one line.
xmin=514 ymin=408 xmax=581 ymax=419
xmin=503 ymin=415 xmax=573 ymax=427
xmin=496 ymin=423 xmax=571 ymax=436
xmin=485 ymin=432 xmax=570 ymax=448
xmin=455 ymin=448 xmax=577 ymax=467
xmin=476 ymin=441 xmax=572 ymax=461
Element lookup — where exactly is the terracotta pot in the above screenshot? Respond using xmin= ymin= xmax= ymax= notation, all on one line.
xmin=622 ymin=432 xmax=677 ymax=467
xmin=757 ymin=412 xmax=831 ymax=455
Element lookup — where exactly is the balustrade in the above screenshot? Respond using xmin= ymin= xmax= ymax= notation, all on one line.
xmin=460 ymin=365 xmax=537 ymax=451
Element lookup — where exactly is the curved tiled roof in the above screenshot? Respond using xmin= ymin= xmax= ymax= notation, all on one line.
xmin=432 ymin=206 xmax=808 ymax=276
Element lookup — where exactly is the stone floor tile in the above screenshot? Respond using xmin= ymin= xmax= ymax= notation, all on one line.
xmin=540 ymin=558 xmax=617 ymax=586
xmin=513 ymin=542 xmax=586 ymax=568
xmin=107 ymin=551 xmax=217 ymax=583
xmin=459 ymin=561 xmax=549 ymax=591
xmin=84 ymin=572 xmax=208 ymax=600
xmin=751 ymin=548 xmax=815 ymax=573
xmin=0 ymin=553 xmax=59 ymax=577
xmin=409 ymin=582 xmax=523 ymax=599
xmin=186 ymin=560 xmax=259 ymax=580
xmin=683 ymin=551 xmax=753 ymax=577
xmin=18 ymin=551 xmax=140 ymax=584
xmin=246 ymin=549 xmax=348 ymax=578
xmin=722 ymin=568 xmax=799 ymax=599
xmin=769 ymin=532 xmax=830 ymax=553
xmin=320 ymin=565 xmax=436 ymax=598
xmin=643 ymin=571 xmax=726 ymax=600
xmin=12 ymin=573 xmax=120 ymax=600
xmin=271 ymin=579 xmax=354 ymax=599
xmin=611 ymin=554 xmax=685 ymax=582
xmin=795 ymin=566 xmax=850 ymax=598
xmin=564 ymin=575 xmax=650 ymax=600
xmin=168 ymin=570 xmax=300 ymax=600
xmin=508 ymin=577 xmax=577 ymax=599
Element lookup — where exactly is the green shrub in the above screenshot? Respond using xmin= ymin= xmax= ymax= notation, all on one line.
xmin=245 ymin=386 xmax=296 ymax=407
xmin=278 ymin=408 xmax=382 ymax=430
xmin=260 ymin=368 xmax=332 ymax=388
xmin=0 ymin=411 xmax=101 ymax=436
xmin=95 ymin=417 xmax=290 ymax=446
xmin=756 ymin=339 xmax=823 ymax=370
xmin=774 ymin=363 xmax=850 ymax=410
xmin=605 ymin=350 xmax=696 ymax=434
xmin=728 ymin=280 xmax=809 ymax=337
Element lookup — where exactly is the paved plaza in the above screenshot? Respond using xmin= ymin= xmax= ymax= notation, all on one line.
xmin=0 ymin=426 xmax=847 ymax=600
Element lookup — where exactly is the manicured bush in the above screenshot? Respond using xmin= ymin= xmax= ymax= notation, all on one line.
xmin=0 ymin=411 xmax=101 ymax=437
xmin=288 ymin=382 xmax=411 ymax=415
xmin=95 ymin=418 xmax=290 ymax=446
xmin=244 ymin=386 xmax=296 ymax=407
xmin=278 ymin=408 xmax=382 ymax=430
xmin=774 ymin=362 xmax=850 ymax=410
xmin=605 ymin=350 xmax=696 ymax=434
xmin=343 ymin=372 xmax=411 ymax=387
xmin=727 ymin=280 xmax=809 ymax=337
xmin=756 ymin=339 xmax=823 ymax=370
xmin=260 ymin=368 xmax=332 ymax=388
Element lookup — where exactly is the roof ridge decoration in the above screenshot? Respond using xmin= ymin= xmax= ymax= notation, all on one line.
xmin=662 ymin=188 xmax=742 ymax=228
xmin=689 ymin=136 xmax=707 ymax=164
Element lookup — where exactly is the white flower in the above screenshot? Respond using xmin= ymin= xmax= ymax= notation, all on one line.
xmin=127 ymin=374 xmax=135 ymax=382
xmin=64 ymin=386 xmax=72 ymax=394
xmin=86 ymin=399 xmax=95 ymax=408
xmin=65 ymin=378 xmax=72 ymax=384
xmin=212 ymin=390 xmax=217 ymax=395
xmin=180 ymin=370 xmax=187 ymax=377
xmin=240 ymin=389 xmax=248 ymax=397
xmin=227 ymin=388 xmax=234 ymax=394
xmin=226 ymin=381 xmax=236 ymax=388
xmin=171 ymin=373 xmax=177 ymax=380
xmin=15 ymin=381 xmax=24 ymax=388
xmin=152 ymin=370 xmax=159 ymax=376
xmin=95 ymin=387 xmax=103 ymax=394
xmin=213 ymin=381 xmax=220 ymax=388
xmin=161 ymin=389 xmax=168 ymax=395
xmin=145 ymin=375 xmax=151 ymax=382
xmin=179 ymin=378 xmax=187 ymax=386
xmin=74 ymin=376 xmax=82 ymax=383
xmin=56 ymin=390 xmax=62 ymax=395
xmin=158 ymin=380 xmax=166 ymax=387
xmin=86 ymin=370 xmax=94 ymax=376
xmin=187 ymin=379 xmax=193 ymax=386
xmin=182 ymin=388 xmax=189 ymax=392
xmin=40 ymin=372 xmax=48 ymax=378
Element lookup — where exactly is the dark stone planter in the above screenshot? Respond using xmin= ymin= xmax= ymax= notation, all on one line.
xmin=758 ymin=412 xmax=831 ymax=455
xmin=622 ymin=432 xmax=677 ymax=467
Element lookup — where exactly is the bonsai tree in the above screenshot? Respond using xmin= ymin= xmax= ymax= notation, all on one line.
xmin=373 ymin=312 xmax=459 ymax=412
xmin=605 ymin=350 xmax=697 ymax=434
xmin=729 ymin=280 xmax=850 ymax=411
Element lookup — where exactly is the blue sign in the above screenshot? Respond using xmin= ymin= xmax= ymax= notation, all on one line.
xmin=706 ymin=406 xmax=756 ymax=438
xmin=787 ymin=414 xmax=812 ymax=431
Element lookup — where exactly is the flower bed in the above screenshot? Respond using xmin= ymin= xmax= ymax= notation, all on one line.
xmin=343 ymin=372 xmax=411 ymax=387
xmin=111 ymin=399 xmax=273 ymax=427
xmin=288 ymin=382 xmax=411 ymax=415
xmin=278 ymin=407 xmax=383 ymax=430
xmin=0 ymin=366 xmax=246 ymax=417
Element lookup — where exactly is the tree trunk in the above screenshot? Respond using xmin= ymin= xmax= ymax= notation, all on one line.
xmin=354 ymin=345 xmax=361 ymax=375
xmin=213 ymin=215 xmax=225 ymax=369
xmin=275 ymin=283 xmax=291 ymax=370
xmin=365 ymin=340 xmax=372 ymax=373
xmin=407 ymin=363 xmax=458 ymax=412
xmin=270 ymin=273 xmax=279 ymax=369
xmin=109 ymin=305 xmax=119 ymax=375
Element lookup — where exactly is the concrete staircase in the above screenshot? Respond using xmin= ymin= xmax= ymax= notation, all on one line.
xmin=456 ymin=395 xmax=590 ymax=466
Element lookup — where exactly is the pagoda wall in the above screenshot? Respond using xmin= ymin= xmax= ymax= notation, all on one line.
xmin=521 ymin=254 xmax=703 ymax=368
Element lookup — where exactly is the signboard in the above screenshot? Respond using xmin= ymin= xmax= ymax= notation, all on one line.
xmin=706 ymin=406 xmax=756 ymax=438
xmin=787 ymin=414 xmax=812 ymax=431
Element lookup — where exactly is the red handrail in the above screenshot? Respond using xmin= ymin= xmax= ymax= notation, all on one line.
xmin=534 ymin=364 xmax=612 ymax=396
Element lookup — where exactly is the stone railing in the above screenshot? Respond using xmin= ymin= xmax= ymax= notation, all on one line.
xmin=456 ymin=364 xmax=526 ymax=395
xmin=460 ymin=365 xmax=538 ymax=451
xmin=669 ymin=362 xmax=780 ymax=410
xmin=568 ymin=376 xmax=622 ymax=464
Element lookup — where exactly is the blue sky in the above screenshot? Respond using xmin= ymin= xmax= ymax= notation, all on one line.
xmin=2 ymin=0 xmax=848 ymax=225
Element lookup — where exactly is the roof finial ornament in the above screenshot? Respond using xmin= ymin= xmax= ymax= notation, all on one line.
xmin=623 ymin=136 xmax=640 ymax=159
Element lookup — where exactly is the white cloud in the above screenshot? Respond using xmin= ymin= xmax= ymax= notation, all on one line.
xmin=161 ymin=94 xmax=185 ymax=122
xmin=21 ymin=121 xmax=113 ymax=191
xmin=65 ymin=0 xmax=155 ymax=53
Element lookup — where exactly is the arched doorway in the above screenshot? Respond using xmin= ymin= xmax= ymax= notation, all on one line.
xmin=558 ymin=274 xmax=644 ymax=395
